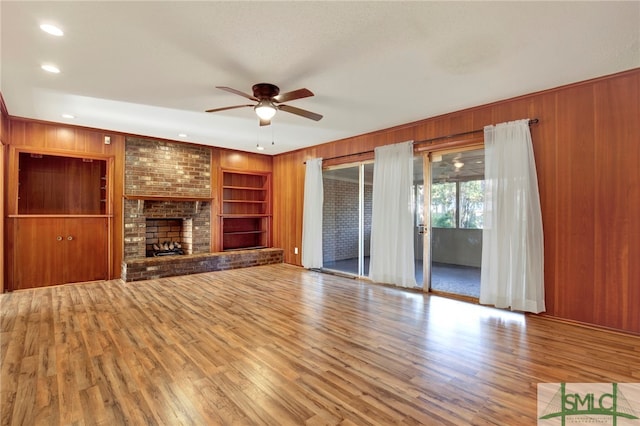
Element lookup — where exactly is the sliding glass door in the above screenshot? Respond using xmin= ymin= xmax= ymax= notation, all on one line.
xmin=413 ymin=156 xmax=427 ymax=287
xmin=321 ymin=149 xmax=482 ymax=296
xmin=415 ymin=148 xmax=484 ymax=297
xmin=322 ymin=163 xmax=373 ymax=277
xmin=427 ymin=148 xmax=484 ymax=297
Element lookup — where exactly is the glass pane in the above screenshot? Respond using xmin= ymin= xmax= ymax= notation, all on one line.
xmin=459 ymin=180 xmax=484 ymax=229
xmin=322 ymin=166 xmax=360 ymax=275
xmin=430 ymin=149 xmax=484 ymax=298
xmin=430 ymin=182 xmax=456 ymax=228
xmin=362 ymin=163 xmax=374 ymax=276
xmin=413 ymin=156 xmax=425 ymax=287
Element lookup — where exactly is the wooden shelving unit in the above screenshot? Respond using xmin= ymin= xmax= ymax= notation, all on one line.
xmin=9 ymin=152 xmax=110 ymax=290
xmin=220 ymin=169 xmax=271 ymax=251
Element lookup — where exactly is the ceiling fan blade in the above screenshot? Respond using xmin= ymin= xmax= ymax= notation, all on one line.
xmin=272 ymin=88 xmax=314 ymax=103
xmin=278 ymin=104 xmax=323 ymax=121
xmin=216 ymin=86 xmax=259 ymax=101
xmin=205 ymin=104 xmax=253 ymax=113
xmin=259 ymin=119 xmax=271 ymax=127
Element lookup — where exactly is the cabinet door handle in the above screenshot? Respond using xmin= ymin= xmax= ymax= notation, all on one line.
xmin=67 ymin=236 xmax=74 ymax=241
xmin=57 ymin=236 xmax=63 ymax=241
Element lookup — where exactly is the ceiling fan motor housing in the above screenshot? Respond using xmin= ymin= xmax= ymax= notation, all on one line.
xmin=252 ymin=83 xmax=279 ymax=100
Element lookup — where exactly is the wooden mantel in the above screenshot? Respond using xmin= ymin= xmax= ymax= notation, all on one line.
xmin=123 ymin=195 xmax=213 ymax=202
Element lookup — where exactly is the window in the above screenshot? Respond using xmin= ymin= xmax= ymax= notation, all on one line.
xmin=431 ymin=182 xmax=457 ymax=228
xmin=414 ymin=184 xmax=424 ymax=226
xmin=431 ymin=180 xmax=484 ymax=229
xmin=459 ymin=180 xmax=484 ymax=229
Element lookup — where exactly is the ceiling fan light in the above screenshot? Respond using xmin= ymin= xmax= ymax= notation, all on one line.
xmin=254 ymin=100 xmax=276 ymax=120
xmin=40 ymin=24 xmax=64 ymax=36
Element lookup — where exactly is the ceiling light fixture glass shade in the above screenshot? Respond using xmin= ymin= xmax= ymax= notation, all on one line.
xmin=40 ymin=24 xmax=64 ymax=36
xmin=41 ymin=64 xmax=60 ymax=73
xmin=254 ymin=100 xmax=277 ymax=120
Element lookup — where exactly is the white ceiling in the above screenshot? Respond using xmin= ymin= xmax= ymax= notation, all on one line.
xmin=2 ymin=1 xmax=638 ymax=155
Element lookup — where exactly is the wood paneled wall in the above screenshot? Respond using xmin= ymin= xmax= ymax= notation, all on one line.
xmin=7 ymin=119 xmax=126 ymax=282
xmin=4 ymin=118 xmax=273 ymax=277
xmin=273 ymin=69 xmax=640 ymax=334
xmin=0 ymin=93 xmax=9 ymax=293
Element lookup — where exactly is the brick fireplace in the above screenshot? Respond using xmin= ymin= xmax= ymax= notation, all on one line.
xmin=123 ymin=137 xmax=212 ymax=261
xmin=145 ymin=218 xmax=191 ymax=256
xmin=123 ymin=199 xmax=210 ymax=260
xmin=121 ymin=136 xmax=282 ymax=282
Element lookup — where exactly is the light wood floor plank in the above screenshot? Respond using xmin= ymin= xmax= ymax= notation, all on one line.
xmin=1 ymin=263 xmax=639 ymax=425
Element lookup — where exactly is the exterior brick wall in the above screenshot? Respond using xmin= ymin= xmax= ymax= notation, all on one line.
xmin=322 ymin=177 xmax=372 ymax=262
xmin=125 ymin=137 xmax=211 ymax=197
xmin=122 ymin=248 xmax=283 ymax=282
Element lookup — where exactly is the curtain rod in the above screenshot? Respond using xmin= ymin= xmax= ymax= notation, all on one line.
xmin=308 ymin=118 xmax=539 ymax=163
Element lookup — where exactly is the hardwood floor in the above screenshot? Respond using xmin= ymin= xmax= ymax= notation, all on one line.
xmin=1 ymin=264 xmax=638 ymax=425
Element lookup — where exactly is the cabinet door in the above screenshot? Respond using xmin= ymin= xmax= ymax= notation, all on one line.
xmin=11 ymin=218 xmax=109 ymax=290
xmin=63 ymin=218 xmax=108 ymax=284
xmin=13 ymin=218 xmax=66 ymax=289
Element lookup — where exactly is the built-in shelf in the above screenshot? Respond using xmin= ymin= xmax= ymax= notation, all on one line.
xmin=220 ymin=169 xmax=271 ymax=251
xmin=222 ymin=246 xmax=267 ymax=252
xmin=223 ymin=200 xmax=266 ymax=204
xmin=220 ymin=213 xmax=271 ymax=218
xmin=17 ymin=152 xmax=107 ymax=215
xmin=224 ymin=230 xmax=267 ymax=235
xmin=223 ymin=185 xmax=265 ymax=191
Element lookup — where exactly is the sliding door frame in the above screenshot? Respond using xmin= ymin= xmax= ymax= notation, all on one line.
xmin=419 ymin=142 xmax=484 ymax=294
xmin=322 ymin=161 xmax=374 ymax=278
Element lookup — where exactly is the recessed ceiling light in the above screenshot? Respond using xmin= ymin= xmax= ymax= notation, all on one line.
xmin=41 ymin=64 xmax=60 ymax=73
xmin=256 ymin=144 xmax=265 ymax=151
xmin=178 ymin=133 xmax=188 ymax=138
xmin=62 ymin=114 xmax=75 ymax=119
xmin=40 ymin=24 xmax=64 ymax=36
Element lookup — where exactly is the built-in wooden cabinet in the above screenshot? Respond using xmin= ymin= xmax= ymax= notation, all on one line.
xmin=9 ymin=217 xmax=108 ymax=289
xmin=18 ymin=153 xmax=107 ymax=215
xmin=7 ymin=152 xmax=111 ymax=290
xmin=220 ymin=169 xmax=271 ymax=251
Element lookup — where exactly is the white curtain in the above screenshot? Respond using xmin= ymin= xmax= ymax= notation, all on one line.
xmin=480 ymin=119 xmax=545 ymax=313
xmin=302 ymin=158 xmax=323 ymax=269
xmin=369 ymin=141 xmax=416 ymax=287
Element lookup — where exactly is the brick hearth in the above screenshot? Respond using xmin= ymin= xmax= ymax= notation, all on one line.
xmin=122 ymin=248 xmax=283 ymax=282
xmin=121 ymin=136 xmax=282 ymax=281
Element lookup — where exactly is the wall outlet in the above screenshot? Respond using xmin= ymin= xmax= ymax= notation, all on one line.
xmin=294 ymin=247 xmax=298 ymax=255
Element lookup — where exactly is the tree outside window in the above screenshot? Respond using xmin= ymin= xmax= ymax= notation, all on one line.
xmin=431 ymin=182 xmax=456 ymax=228
xmin=431 ymin=180 xmax=484 ymax=229
xmin=459 ymin=180 xmax=484 ymax=229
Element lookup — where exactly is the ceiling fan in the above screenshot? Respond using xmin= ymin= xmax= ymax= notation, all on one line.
xmin=205 ymin=83 xmax=323 ymax=126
